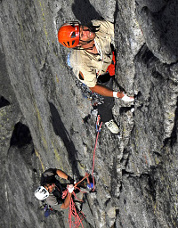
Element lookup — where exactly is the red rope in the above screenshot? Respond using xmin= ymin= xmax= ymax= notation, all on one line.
xmin=74 ymin=173 xmax=89 ymax=188
xmin=62 ymin=187 xmax=85 ymax=228
xmin=62 ymin=115 xmax=102 ymax=227
xmin=92 ymin=119 xmax=102 ymax=191
xmin=69 ymin=191 xmax=85 ymax=228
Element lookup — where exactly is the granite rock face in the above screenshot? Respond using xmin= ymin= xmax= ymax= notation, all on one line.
xmin=0 ymin=0 xmax=177 ymax=228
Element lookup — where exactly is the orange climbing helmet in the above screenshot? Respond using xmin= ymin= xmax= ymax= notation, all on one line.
xmin=58 ymin=22 xmax=80 ymax=48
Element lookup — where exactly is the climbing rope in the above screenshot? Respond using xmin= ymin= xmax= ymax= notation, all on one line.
xmin=69 ymin=191 xmax=85 ymax=228
xmin=62 ymin=189 xmax=84 ymax=228
xmin=92 ymin=115 xmax=102 ymax=191
xmin=63 ymin=115 xmax=102 ymax=228
xmin=62 ymin=173 xmax=90 ymax=228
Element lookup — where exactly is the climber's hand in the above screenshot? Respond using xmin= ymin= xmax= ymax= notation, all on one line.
xmin=67 ymin=184 xmax=74 ymax=193
xmin=113 ymin=91 xmax=134 ymax=102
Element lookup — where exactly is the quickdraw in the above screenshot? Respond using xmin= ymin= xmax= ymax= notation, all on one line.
xmin=96 ymin=115 xmax=102 ymax=132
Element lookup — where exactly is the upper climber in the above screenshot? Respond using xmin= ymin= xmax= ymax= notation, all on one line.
xmin=58 ymin=20 xmax=134 ymax=134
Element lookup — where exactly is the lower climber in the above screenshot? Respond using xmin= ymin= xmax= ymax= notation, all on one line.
xmin=34 ymin=168 xmax=74 ymax=210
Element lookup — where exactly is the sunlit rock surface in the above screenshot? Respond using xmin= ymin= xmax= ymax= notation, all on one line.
xmin=0 ymin=0 xmax=177 ymax=227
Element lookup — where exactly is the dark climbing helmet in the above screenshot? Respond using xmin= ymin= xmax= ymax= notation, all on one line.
xmin=58 ymin=21 xmax=80 ymax=48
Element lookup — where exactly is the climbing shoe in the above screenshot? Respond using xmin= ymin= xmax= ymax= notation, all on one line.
xmin=105 ymin=119 xmax=119 ymax=134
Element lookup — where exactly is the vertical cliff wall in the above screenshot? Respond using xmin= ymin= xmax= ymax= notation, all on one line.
xmin=0 ymin=0 xmax=177 ymax=228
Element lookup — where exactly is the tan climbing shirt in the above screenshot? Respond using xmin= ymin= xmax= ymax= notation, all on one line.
xmin=70 ymin=20 xmax=114 ymax=87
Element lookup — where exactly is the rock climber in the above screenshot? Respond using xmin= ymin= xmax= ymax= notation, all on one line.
xmin=34 ymin=168 xmax=74 ymax=211
xmin=58 ymin=20 xmax=134 ymax=134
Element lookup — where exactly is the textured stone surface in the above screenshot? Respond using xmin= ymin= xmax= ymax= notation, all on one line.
xmin=0 ymin=0 xmax=178 ymax=228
